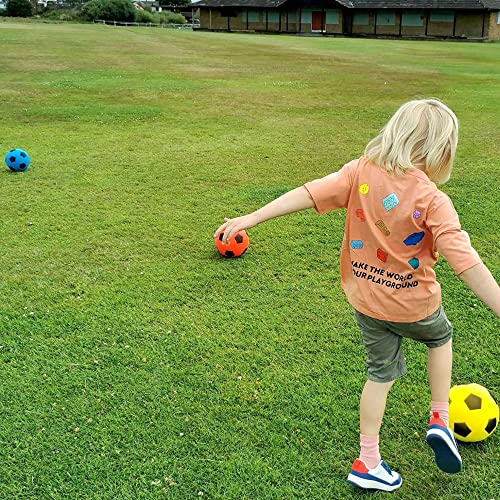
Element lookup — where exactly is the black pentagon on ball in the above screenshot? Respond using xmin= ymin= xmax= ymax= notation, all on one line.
xmin=454 ymin=422 xmax=472 ymax=438
xmin=464 ymin=394 xmax=481 ymax=410
xmin=20 ymin=152 xmax=26 ymax=157
xmin=219 ymin=233 xmax=224 ymax=242
xmin=19 ymin=163 xmax=26 ymax=169
xmin=8 ymin=166 xmax=15 ymax=171
xmin=485 ymin=417 xmax=497 ymax=434
xmin=9 ymin=149 xmax=15 ymax=152
xmin=224 ymin=250 xmax=235 ymax=258
xmin=235 ymin=234 xmax=244 ymax=244
xmin=9 ymin=156 xmax=16 ymax=163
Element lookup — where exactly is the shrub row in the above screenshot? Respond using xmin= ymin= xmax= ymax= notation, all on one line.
xmin=1 ymin=0 xmax=187 ymax=23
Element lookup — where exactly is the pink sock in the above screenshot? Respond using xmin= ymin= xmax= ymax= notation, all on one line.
xmin=430 ymin=401 xmax=449 ymax=426
xmin=359 ymin=434 xmax=381 ymax=470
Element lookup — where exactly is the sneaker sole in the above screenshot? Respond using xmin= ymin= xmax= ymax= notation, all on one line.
xmin=347 ymin=473 xmax=402 ymax=492
xmin=426 ymin=429 xmax=462 ymax=474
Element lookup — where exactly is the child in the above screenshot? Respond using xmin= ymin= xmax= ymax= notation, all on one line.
xmin=213 ymin=99 xmax=500 ymax=492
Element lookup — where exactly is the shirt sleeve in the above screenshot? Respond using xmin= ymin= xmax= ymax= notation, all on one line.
xmin=426 ymin=193 xmax=482 ymax=275
xmin=303 ymin=159 xmax=358 ymax=214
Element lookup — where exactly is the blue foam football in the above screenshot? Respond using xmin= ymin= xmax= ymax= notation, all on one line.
xmin=5 ymin=148 xmax=30 ymax=172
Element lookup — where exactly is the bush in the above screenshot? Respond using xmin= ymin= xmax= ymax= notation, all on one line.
xmin=159 ymin=10 xmax=185 ymax=24
xmin=134 ymin=8 xmax=186 ymax=24
xmin=39 ymin=8 xmax=81 ymax=21
xmin=80 ymin=0 xmax=101 ymax=20
xmin=134 ymin=8 xmax=155 ymax=23
xmin=6 ymin=0 xmax=33 ymax=17
xmin=81 ymin=0 xmax=135 ymax=21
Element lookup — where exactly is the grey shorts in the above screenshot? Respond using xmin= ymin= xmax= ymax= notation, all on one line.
xmin=354 ymin=306 xmax=453 ymax=383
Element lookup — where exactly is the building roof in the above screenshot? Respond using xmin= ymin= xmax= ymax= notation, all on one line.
xmin=481 ymin=0 xmax=500 ymax=7
xmin=192 ymin=0 xmax=500 ymax=8
xmin=191 ymin=0 xmax=286 ymax=6
xmin=337 ymin=0 xmax=500 ymax=8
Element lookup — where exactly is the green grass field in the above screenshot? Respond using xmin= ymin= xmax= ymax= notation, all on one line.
xmin=0 ymin=21 xmax=499 ymax=499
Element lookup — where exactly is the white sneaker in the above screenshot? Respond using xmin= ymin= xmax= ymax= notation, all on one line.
xmin=347 ymin=458 xmax=402 ymax=492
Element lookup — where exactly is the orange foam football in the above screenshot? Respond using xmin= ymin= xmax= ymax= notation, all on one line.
xmin=215 ymin=230 xmax=249 ymax=258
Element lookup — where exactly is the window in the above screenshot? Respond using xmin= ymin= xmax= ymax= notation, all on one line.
xmin=497 ymin=12 xmax=500 ymax=24
xmin=301 ymin=9 xmax=312 ymax=23
xmin=430 ymin=11 xmax=454 ymax=22
xmin=402 ymin=11 xmax=424 ymax=27
xmin=353 ymin=12 xmax=369 ymax=25
xmin=287 ymin=11 xmax=296 ymax=23
xmin=248 ymin=10 xmax=259 ymax=22
xmin=325 ymin=10 xmax=339 ymax=24
xmin=377 ymin=10 xmax=395 ymax=26
xmin=268 ymin=11 xmax=279 ymax=23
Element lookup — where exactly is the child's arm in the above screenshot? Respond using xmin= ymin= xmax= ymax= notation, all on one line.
xmin=458 ymin=263 xmax=500 ymax=317
xmin=427 ymin=195 xmax=500 ymax=318
xmin=214 ymin=186 xmax=315 ymax=244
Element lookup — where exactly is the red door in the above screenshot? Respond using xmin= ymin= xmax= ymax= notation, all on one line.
xmin=312 ymin=11 xmax=324 ymax=31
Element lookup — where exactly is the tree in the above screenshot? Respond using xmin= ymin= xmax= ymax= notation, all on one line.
xmin=6 ymin=0 xmax=33 ymax=16
xmin=159 ymin=0 xmax=191 ymax=7
xmin=81 ymin=0 xmax=136 ymax=21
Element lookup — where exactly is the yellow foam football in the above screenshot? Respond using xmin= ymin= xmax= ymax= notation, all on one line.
xmin=449 ymin=384 xmax=499 ymax=442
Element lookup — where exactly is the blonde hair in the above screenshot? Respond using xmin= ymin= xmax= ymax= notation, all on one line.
xmin=364 ymin=99 xmax=458 ymax=183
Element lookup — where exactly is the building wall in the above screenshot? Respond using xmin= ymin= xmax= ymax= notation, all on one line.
xmin=488 ymin=11 xmax=500 ymax=40
xmin=199 ymin=8 xmax=299 ymax=32
xmin=375 ymin=10 xmax=400 ymax=35
xmin=454 ymin=13 xmax=485 ymax=38
xmin=299 ymin=8 xmax=342 ymax=33
xmin=198 ymin=7 xmax=495 ymax=40
xmin=400 ymin=23 xmax=426 ymax=37
xmin=243 ymin=10 xmax=282 ymax=32
xmin=426 ymin=18 xmax=453 ymax=36
xmin=228 ymin=12 xmax=246 ymax=30
xmin=199 ymin=9 xmax=228 ymax=30
xmin=351 ymin=11 xmax=375 ymax=34
xmin=280 ymin=11 xmax=298 ymax=32
xmin=350 ymin=9 xmax=486 ymax=38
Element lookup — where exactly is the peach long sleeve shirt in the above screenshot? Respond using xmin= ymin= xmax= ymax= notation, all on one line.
xmin=304 ymin=156 xmax=482 ymax=322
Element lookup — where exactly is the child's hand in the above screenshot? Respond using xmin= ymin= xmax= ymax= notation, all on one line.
xmin=214 ymin=214 xmax=258 ymax=245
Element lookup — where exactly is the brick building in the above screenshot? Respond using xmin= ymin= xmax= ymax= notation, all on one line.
xmin=191 ymin=0 xmax=500 ymax=40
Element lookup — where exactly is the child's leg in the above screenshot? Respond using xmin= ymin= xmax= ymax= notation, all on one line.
xmin=426 ymin=338 xmax=461 ymax=473
xmin=348 ymin=312 xmax=403 ymax=491
xmin=354 ymin=311 xmax=403 ymax=467
xmin=427 ymin=339 xmax=452 ymax=424
xmin=359 ymin=380 xmax=394 ymax=468
xmin=348 ymin=379 xmax=402 ymax=491
xmin=360 ymin=379 xmax=395 ymax=436
xmin=428 ymin=339 xmax=452 ymax=401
